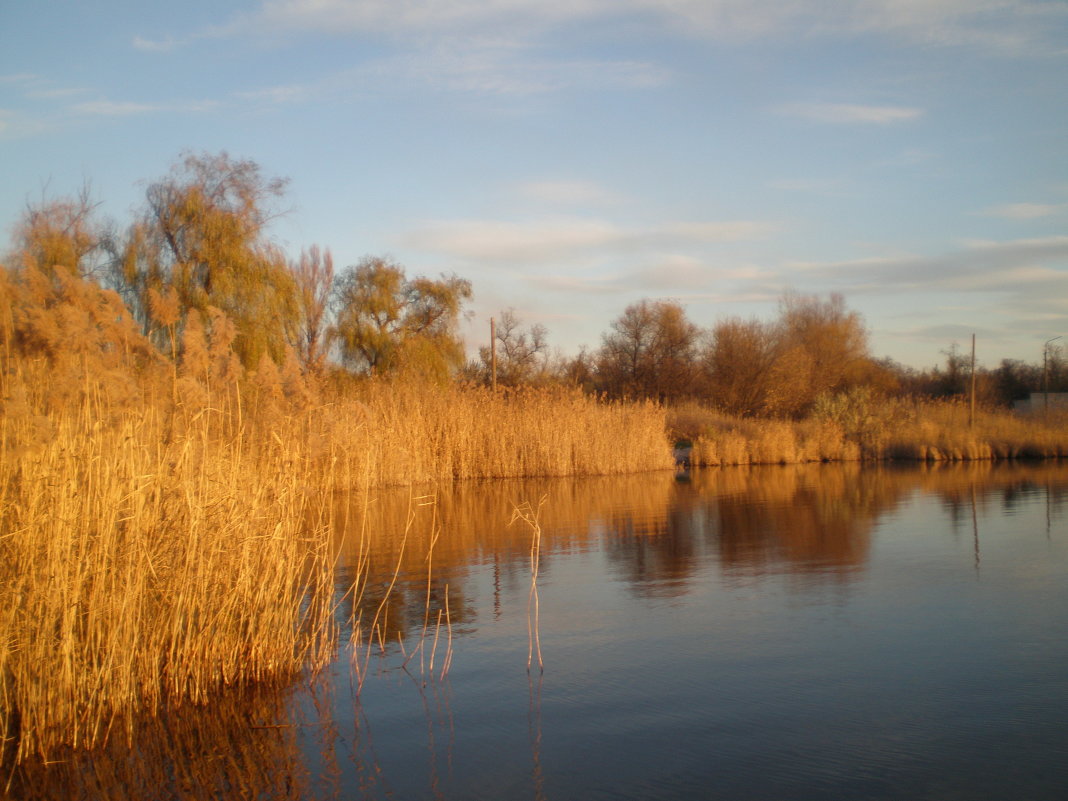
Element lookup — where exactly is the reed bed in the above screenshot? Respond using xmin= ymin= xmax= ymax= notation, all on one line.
xmin=0 ymin=377 xmax=337 ymax=765
xmin=0 ymin=344 xmax=672 ymax=764
xmin=671 ymin=394 xmax=1068 ymax=466
xmin=324 ymin=381 xmax=673 ymax=485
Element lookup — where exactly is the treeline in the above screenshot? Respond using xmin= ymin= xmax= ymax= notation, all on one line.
xmin=5 ymin=150 xmax=1064 ymax=415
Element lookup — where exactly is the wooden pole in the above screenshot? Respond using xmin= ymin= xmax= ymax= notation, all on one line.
xmin=969 ymin=333 xmax=976 ymax=428
xmin=490 ymin=317 xmax=497 ymax=392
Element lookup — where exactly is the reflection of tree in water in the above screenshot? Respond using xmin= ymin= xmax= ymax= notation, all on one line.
xmin=920 ymin=461 xmax=1068 ymax=529
xmin=601 ymin=465 xmax=916 ymax=594
xmin=704 ymin=467 xmax=893 ymax=576
xmin=333 ymin=463 xmax=1068 ymax=619
xmin=600 ymin=504 xmax=699 ymax=597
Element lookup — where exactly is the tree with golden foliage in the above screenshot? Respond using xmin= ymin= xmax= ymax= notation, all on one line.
xmin=118 ymin=151 xmax=297 ymax=368
xmin=332 ymin=256 xmax=472 ymax=380
xmin=10 ymin=184 xmax=110 ymax=280
xmin=702 ymin=292 xmax=875 ymax=417
xmin=701 ymin=317 xmax=781 ymax=416
xmin=776 ymin=291 xmax=871 ymax=411
xmin=597 ymin=300 xmax=700 ymax=401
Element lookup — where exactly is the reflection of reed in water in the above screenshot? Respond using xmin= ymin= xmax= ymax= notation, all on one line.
xmin=334 ymin=462 xmax=1068 ymax=634
xmin=4 ymin=682 xmax=325 ymax=801
xmin=333 ymin=475 xmax=681 ymax=658
xmin=343 ymin=494 xmax=457 ymax=690
xmin=511 ymin=499 xmax=546 ymax=673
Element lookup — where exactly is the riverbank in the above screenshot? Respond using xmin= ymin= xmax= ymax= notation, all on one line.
xmin=670 ymin=393 xmax=1068 ymax=466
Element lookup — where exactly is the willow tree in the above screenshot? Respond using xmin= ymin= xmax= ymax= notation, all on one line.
xmin=118 ymin=151 xmax=297 ymax=367
xmin=332 ymin=256 xmax=472 ymax=380
xmin=10 ymin=184 xmax=110 ymax=280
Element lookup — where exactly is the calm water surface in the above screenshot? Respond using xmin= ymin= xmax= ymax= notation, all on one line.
xmin=21 ymin=462 xmax=1068 ymax=800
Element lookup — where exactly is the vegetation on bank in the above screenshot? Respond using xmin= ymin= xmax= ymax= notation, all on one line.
xmin=670 ymin=390 xmax=1068 ymax=466
xmin=2 ymin=149 xmax=1066 ymax=767
xmin=0 ymin=268 xmax=669 ymax=763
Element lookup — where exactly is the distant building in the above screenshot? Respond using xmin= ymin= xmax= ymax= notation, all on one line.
xmin=1014 ymin=392 xmax=1068 ymax=414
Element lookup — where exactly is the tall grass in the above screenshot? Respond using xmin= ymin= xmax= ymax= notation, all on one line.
xmin=0 ymin=333 xmax=672 ymax=763
xmin=671 ymin=391 xmax=1068 ymax=466
xmin=0 ymin=367 xmax=337 ymax=764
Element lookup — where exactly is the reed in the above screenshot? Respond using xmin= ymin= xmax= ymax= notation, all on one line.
xmin=0 ymin=340 xmax=671 ymax=761
xmin=0 ymin=364 xmax=338 ymax=764
xmin=672 ymin=395 xmax=1068 ymax=466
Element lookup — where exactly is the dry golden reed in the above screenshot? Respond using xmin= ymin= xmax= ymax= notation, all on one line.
xmin=0 ymin=271 xmax=673 ymax=764
xmin=671 ymin=396 xmax=1068 ymax=467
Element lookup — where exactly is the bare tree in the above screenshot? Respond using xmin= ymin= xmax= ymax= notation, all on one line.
xmin=287 ymin=245 xmax=334 ymax=373
xmin=597 ymin=300 xmax=699 ymax=400
xmin=477 ymin=308 xmax=549 ymax=386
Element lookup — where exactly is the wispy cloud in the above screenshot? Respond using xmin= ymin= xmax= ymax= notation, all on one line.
xmin=794 ymin=236 xmax=1068 ymax=286
xmin=235 ymin=84 xmax=313 ymax=105
xmin=71 ymin=99 xmax=221 ymax=116
xmin=516 ymin=180 xmax=625 ymax=206
xmin=72 ymin=100 xmax=160 ymax=116
xmin=132 ymin=35 xmax=183 ymax=53
xmin=406 ymin=216 xmax=775 ymax=264
xmin=232 ymin=0 xmax=1068 ymax=55
xmin=981 ymin=202 xmax=1065 ymax=220
xmin=363 ymin=40 xmax=671 ymax=96
xmin=776 ymin=102 xmax=923 ymax=124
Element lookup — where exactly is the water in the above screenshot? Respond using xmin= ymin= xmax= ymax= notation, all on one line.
xmin=16 ymin=462 xmax=1068 ymax=800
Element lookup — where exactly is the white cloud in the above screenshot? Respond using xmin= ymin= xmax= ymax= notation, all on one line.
xmin=406 ymin=216 xmax=775 ymax=264
xmin=71 ymin=99 xmax=221 ymax=116
xmin=0 ymin=73 xmax=40 ymax=85
xmin=516 ymin=180 xmax=625 ymax=206
xmin=132 ymin=35 xmax=181 ymax=53
xmin=407 ymin=218 xmax=624 ymax=263
xmin=238 ymin=0 xmax=1067 ymax=54
xmin=235 ymin=84 xmax=313 ymax=105
xmin=777 ymin=102 xmax=923 ymax=124
xmin=72 ymin=100 xmax=160 ymax=116
xmin=252 ymin=0 xmax=609 ymax=36
xmin=661 ymin=221 xmax=776 ymax=241
xmin=982 ymin=202 xmax=1065 ymax=220
xmin=363 ymin=41 xmax=670 ymax=96
xmin=796 ymin=236 xmax=1068 ymax=284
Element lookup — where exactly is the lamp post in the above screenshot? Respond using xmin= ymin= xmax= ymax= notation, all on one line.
xmin=1044 ymin=336 xmax=1062 ymax=414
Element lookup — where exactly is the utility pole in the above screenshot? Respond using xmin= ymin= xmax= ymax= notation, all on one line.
xmin=490 ymin=317 xmax=497 ymax=392
xmin=969 ymin=333 xmax=976 ymax=428
xmin=1044 ymin=335 xmax=1062 ymax=415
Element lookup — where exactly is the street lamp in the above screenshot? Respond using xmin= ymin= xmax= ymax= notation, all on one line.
xmin=1044 ymin=336 xmax=1063 ymax=414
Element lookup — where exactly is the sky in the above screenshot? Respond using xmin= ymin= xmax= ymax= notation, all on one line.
xmin=2 ymin=0 xmax=1067 ymax=370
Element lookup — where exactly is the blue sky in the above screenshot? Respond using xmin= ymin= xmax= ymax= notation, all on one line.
xmin=2 ymin=0 xmax=1067 ymax=369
